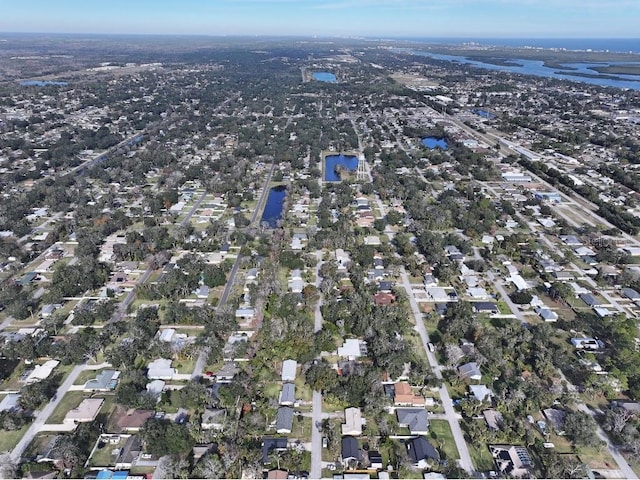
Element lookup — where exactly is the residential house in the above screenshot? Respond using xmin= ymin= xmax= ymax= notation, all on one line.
xmin=458 ymin=362 xmax=482 ymax=381
xmin=276 ymin=406 xmax=294 ymax=434
xmin=622 ymin=288 xmax=640 ymax=301
xmin=262 ymin=437 xmax=288 ymax=464
xmin=342 ymin=407 xmax=364 ymax=436
xmin=201 ymin=408 xmax=227 ymax=430
xmin=281 ymin=359 xmax=298 ymax=382
xmin=472 ymin=302 xmax=499 ymax=314
xmin=580 ymin=293 xmax=602 ymax=307
xmin=373 ymin=292 xmax=395 ymax=306
xmin=535 ymin=306 xmax=558 ymax=322
xmin=64 ymin=398 xmax=104 ymax=425
xmin=489 ymin=445 xmax=533 ymax=478
xmin=543 ymin=408 xmax=566 ymax=435
xmin=338 ymin=339 xmax=367 ymax=360
xmin=147 ymin=359 xmax=177 ymax=380
xmin=84 ymin=370 xmax=120 ymax=392
xmin=394 ymin=382 xmax=425 ymax=407
xmin=469 ymin=385 xmax=493 ymax=403
xmin=116 ymin=409 xmax=154 ymax=433
xmin=570 ymin=337 xmax=602 ymax=350
xmin=341 ymin=436 xmax=362 ymax=464
xmin=483 ymin=410 xmax=503 ymax=431
xmin=24 ymin=360 xmax=59 ymax=384
xmin=396 ymin=408 xmax=429 ymax=435
xmin=114 ymin=435 xmax=143 ymax=469
xmin=336 ymin=249 xmax=351 ymax=270
xmin=0 ymin=393 xmax=21 ymax=413
xmin=279 ymin=383 xmax=296 ymax=406
xmin=406 ymin=437 xmax=440 ymax=469
xmin=215 ymin=362 xmax=239 ymax=383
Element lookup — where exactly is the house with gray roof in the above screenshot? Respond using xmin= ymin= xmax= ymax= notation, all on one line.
xmin=458 ymin=362 xmax=482 ymax=381
xmin=396 ymin=408 xmax=429 ymax=435
xmin=341 ymin=436 xmax=362 ymax=463
xmin=279 ymin=383 xmax=296 ymax=406
xmin=406 ymin=437 xmax=440 ymax=468
xmin=84 ymin=369 xmax=120 ymax=392
xmin=276 ymin=406 xmax=294 ymax=434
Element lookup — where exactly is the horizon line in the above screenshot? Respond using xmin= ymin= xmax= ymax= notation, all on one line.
xmin=1 ymin=31 xmax=639 ymax=40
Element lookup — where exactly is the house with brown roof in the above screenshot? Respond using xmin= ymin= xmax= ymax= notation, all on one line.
xmin=374 ymin=292 xmax=396 ymax=306
xmin=116 ymin=408 xmax=155 ymax=433
xmin=394 ymin=382 xmax=425 ymax=407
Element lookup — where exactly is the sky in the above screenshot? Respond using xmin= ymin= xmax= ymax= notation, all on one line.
xmin=1 ymin=0 xmax=639 ymax=38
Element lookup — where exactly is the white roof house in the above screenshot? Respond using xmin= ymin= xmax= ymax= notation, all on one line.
xmin=342 ymin=407 xmax=364 ymax=436
xmin=159 ymin=329 xmax=176 ymax=342
xmin=25 ymin=360 xmax=60 ymax=384
xmin=335 ymin=249 xmax=351 ymax=270
xmin=147 ymin=359 xmax=177 ymax=380
xmin=510 ymin=274 xmax=529 ymax=291
xmin=0 ymin=393 xmax=21 ymax=412
xmin=64 ymin=398 xmax=104 ymax=424
xmin=338 ymin=339 xmax=367 ymax=360
xmin=281 ymin=359 xmax=298 ymax=382
xmin=146 ymin=379 xmax=166 ymax=401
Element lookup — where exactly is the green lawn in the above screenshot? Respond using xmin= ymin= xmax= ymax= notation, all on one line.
xmin=429 ymin=419 xmax=459 ymax=462
xmin=0 ymin=424 xmax=30 ymax=452
xmin=467 ymin=440 xmax=494 ymax=471
xmin=47 ymin=391 xmax=88 ymax=424
xmin=89 ymin=437 xmax=127 ymax=467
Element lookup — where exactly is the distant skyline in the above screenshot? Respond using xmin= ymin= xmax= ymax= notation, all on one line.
xmin=1 ymin=0 xmax=639 ymax=39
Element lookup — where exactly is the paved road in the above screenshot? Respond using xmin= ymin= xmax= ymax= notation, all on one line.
xmin=191 ymin=162 xmax=276 ymax=380
xmin=10 ymin=362 xmax=111 ymax=460
xmin=310 ymin=390 xmax=323 ymax=479
xmin=310 ymin=249 xmax=325 ymax=479
xmin=400 ymin=269 xmax=475 ymax=473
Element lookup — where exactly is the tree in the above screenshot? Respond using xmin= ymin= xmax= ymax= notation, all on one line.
xmin=141 ymin=418 xmax=195 ymax=456
xmin=564 ymin=411 xmax=600 ymax=447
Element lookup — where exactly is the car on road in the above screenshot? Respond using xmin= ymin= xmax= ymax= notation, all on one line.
xmin=428 ymin=343 xmax=435 ymax=352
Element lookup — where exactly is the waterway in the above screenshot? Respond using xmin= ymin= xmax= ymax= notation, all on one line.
xmin=312 ymin=72 xmax=337 ymax=83
xmin=421 ymin=137 xmax=449 ymax=150
xmin=324 ymin=154 xmax=359 ymax=181
xmin=399 ymin=49 xmax=640 ymax=90
xmin=261 ymin=185 xmax=287 ymax=228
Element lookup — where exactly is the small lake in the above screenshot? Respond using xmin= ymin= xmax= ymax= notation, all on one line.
xmin=261 ymin=185 xmax=287 ymax=227
xmin=312 ymin=72 xmax=337 ymax=83
xmin=324 ymin=154 xmax=359 ymax=181
xmin=421 ymin=137 xmax=449 ymax=150
xmin=20 ymin=80 xmax=68 ymax=86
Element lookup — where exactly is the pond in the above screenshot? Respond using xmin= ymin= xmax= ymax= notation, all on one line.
xmin=421 ymin=137 xmax=449 ymax=150
xmin=312 ymin=72 xmax=337 ymax=83
xmin=324 ymin=154 xmax=359 ymax=181
xmin=261 ymin=185 xmax=287 ymax=227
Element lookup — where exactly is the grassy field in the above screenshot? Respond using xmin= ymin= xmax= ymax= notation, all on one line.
xmin=467 ymin=440 xmax=494 ymax=471
xmin=0 ymin=424 xmax=30 ymax=452
xmin=429 ymin=419 xmax=459 ymax=462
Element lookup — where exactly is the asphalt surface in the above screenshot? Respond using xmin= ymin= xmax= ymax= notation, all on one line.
xmin=400 ymin=269 xmax=475 ymax=474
